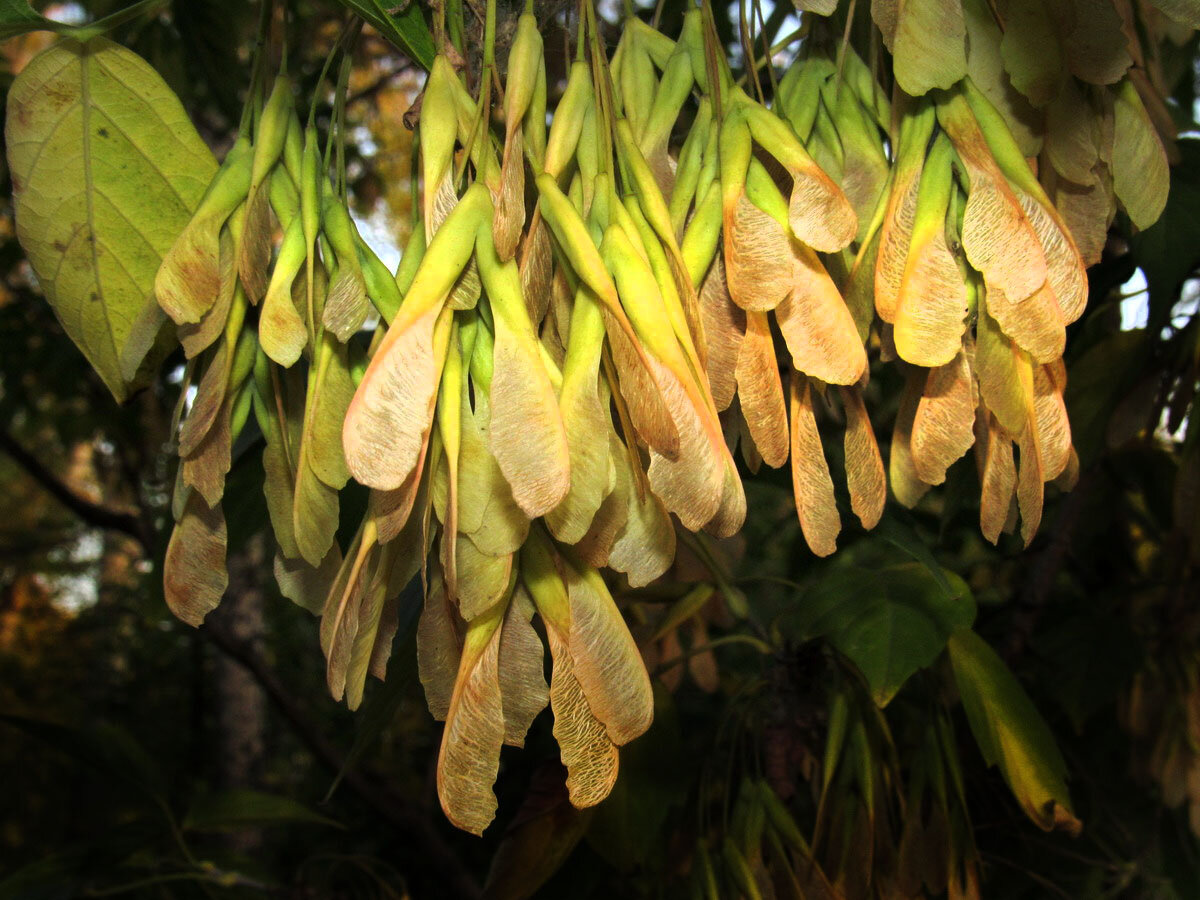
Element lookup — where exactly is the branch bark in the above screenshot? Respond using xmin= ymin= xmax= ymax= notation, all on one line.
xmin=0 ymin=429 xmax=150 ymax=551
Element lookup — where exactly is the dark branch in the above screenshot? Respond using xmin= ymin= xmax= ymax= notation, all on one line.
xmin=0 ymin=429 xmax=150 ymax=552
xmin=198 ymin=623 xmax=482 ymax=900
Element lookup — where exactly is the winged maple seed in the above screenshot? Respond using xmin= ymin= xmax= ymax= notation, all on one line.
xmin=85 ymin=0 xmax=1181 ymax=839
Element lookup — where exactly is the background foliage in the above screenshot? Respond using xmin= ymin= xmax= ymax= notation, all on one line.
xmin=0 ymin=1 xmax=1199 ymax=898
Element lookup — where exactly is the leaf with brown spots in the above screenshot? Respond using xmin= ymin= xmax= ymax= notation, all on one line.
xmin=164 ymin=493 xmax=227 ymax=627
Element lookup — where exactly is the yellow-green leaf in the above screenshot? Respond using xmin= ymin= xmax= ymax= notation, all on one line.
xmin=948 ymin=628 xmax=1082 ymax=835
xmin=6 ymin=38 xmax=217 ymax=401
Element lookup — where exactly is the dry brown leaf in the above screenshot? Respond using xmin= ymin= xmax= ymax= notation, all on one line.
xmin=983 ymin=279 xmax=1066 ymax=364
xmin=1016 ymin=425 xmax=1045 ymax=546
xmin=1015 ymin=190 xmax=1089 ymax=324
xmin=1032 ymin=362 xmax=1072 ymax=481
xmin=939 ymin=92 xmax=1047 ymax=303
xmin=841 ymin=385 xmax=886 ymax=530
xmin=1049 ymin=166 xmax=1112 ymax=268
xmin=181 ymin=387 xmax=232 ymax=508
xmin=912 ymin=350 xmax=977 ymax=485
xmin=493 ymin=128 xmax=527 ymax=262
xmin=437 ymin=601 xmax=506 ymax=835
xmin=724 ymin=192 xmax=795 ymax=311
xmin=975 ymin=303 xmax=1036 ymax=436
xmin=563 ymin=560 xmax=655 ymax=745
xmin=890 ymin=368 xmax=932 ymax=507
xmin=498 ymin=588 xmax=549 ymax=747
xmin=976 ymin=411 xmax=1017 ymax=544
xmin=736 ymin=310 xmax=789 ymax=468
xmin=164 ymin=494 xmax=227 ymax=626
xmin=775 ymin=244 xmax=867 ymax=385
xmin=789 ymin=375 xmax=841 ymax=557
xmin=344 ymin=304 xmax=449 ymax=491
xmin=698 ymin=255 xmax=746 ymax=411
xmin=546 ymin=622 xmax=620 ymax=807
xmin=519 ymin=213 xmax=554 ymax=324
xmin=418 ymin=565 xmax=462 ymax=721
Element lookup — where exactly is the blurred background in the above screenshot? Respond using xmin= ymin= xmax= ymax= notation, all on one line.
xmin=2 ymin=1 xmax=1200 ymax=898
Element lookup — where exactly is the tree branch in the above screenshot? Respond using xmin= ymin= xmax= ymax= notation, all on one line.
xmin=0 ymin=429 xmax=150 ymax=552
xmin=198 ymin=623 xmax=482 ymax=900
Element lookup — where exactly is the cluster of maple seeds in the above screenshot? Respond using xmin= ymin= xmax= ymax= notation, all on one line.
xmin=154 ymin=0 xmax=1176 ymax=835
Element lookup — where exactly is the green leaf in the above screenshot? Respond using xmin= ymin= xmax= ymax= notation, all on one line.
xmin=0 ymin=0 xmax=48 ymax=40
xmin=183 ymin=789 xmax=342 ymax=832
xmin=947 ymin=628 xmax=1082 ymax=835
xmin=796 ymin=563 xmax=975 ymax=706
xmin=6 ymin=37 xmax=216 ymax=401
xmin=332 ymin=0 xmax=436 ymax=71
xmin=998 ymin=0 xmax=1064 ymax=108
xmin=0 ymin=1 xmax=169 ymax=48
xmin=1112 ymin=78 xmax=1170 ymax=231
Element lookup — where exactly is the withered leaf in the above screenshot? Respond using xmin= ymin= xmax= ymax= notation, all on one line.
xmin=911 ymin=350 xmax=977 ymax=485
xmin=164 ymin=493 xmax=227 ymax=626
xmin=698 ymin=255 xmax=745 ymax=411
xmin=775 ymin=244 xmax=867 ymax=385
xmin=735 ymin=311 xmax=789 ymax=468
xmin=498 ymin=588 xmax=549 ymax=747
xmin=841 ymin=385 xmax=886 ymax=531
xmin=437 ymin=601 xmax=506 ymax=835
xmin=789 ymin=375 xmax=841 ymax=557
xmin=418 ymin=565 xmax=462 ymax=721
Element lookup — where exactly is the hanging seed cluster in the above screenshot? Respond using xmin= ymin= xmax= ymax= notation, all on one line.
xmin=157 ymin=0 xmax=1180 ymax=834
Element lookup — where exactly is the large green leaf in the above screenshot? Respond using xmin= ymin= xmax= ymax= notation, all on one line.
xmin=183 ymin=789 xmax=341 ymax=832
xmin=0 ymin=0 xmax=46 ymax=40
xmin=0 ymin=0 xmax=167 ymax=43
xmin=6 ymin=37 xmax=216 ymax=401
xmin=791 ymin=563 xmax=975 ymax=706
xmin=332 ymin=0 xmax=435 ymax=71
xmin=948 ymin=628 xmax=1082 ymax=835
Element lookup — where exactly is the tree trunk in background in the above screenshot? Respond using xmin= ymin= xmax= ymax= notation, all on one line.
xmin=209 ymin=532 xmax=268 ymax=853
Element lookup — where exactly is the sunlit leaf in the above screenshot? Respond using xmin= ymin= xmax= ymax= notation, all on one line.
xmin=6 ymin=38 xmax=216 ymax=400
